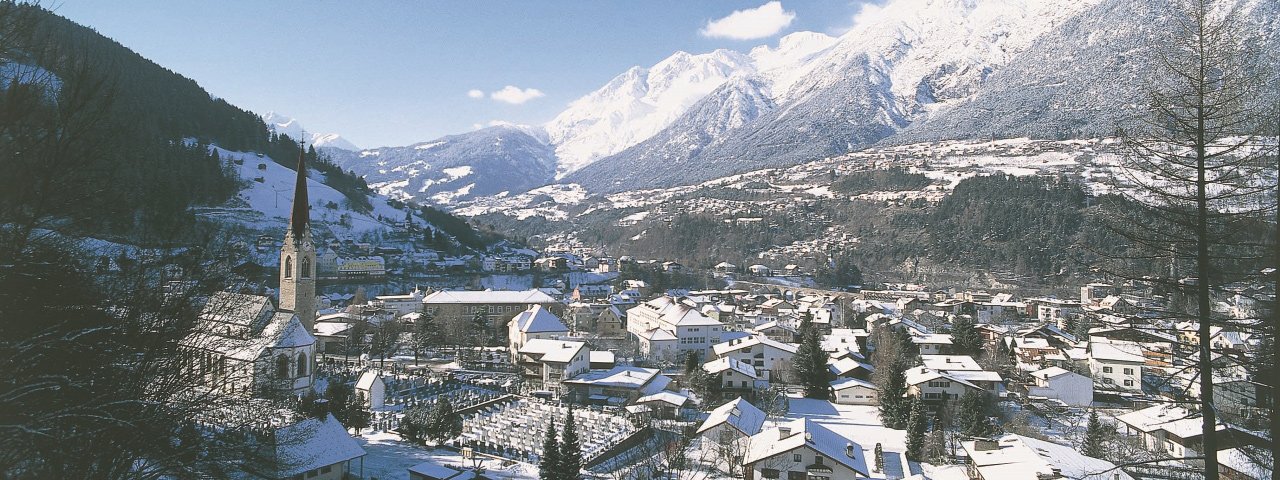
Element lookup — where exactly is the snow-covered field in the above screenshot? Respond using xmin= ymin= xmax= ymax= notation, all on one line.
xmin=356 ymin=432 xmax=539 ymax=480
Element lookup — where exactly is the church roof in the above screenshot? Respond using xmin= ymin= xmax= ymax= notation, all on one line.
xmin=188 ymin=292 xmax=315 ymax=361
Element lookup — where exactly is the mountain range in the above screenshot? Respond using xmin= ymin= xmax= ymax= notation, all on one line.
xmin=316 ymin=0 xmax=1276 ymax=204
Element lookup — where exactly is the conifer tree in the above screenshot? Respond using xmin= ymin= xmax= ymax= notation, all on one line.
xmin=539 ymin=422 xmax=560 ymax=480
xmin=905 ymin=397 xmax=927 ymax=461
xmin=878 ymin=368 xmax=909 ymax=429
xmin=792 ymin=312 xmax=830 ymax=399
xmin=955 ymin=391 xmax=990 ymax=438
xmin=558 ymin=406 xmax=583 ymax=480
xmin=948 ymin=315 xmax=983 ymax=356
xmin=1081 ymin=410 xmax=1108 ymax=459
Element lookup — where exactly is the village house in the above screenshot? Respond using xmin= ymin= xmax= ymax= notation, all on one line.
xmin=904 ymin=366 xmax=985 ymax=403
xmin=355 ymin=370 xmax=387 ymax=409
xmin=711 ymin=335 xmax=798 ymax=384
xmin=562 ymin=366 xmax=672 ymax=406
xmin=830 ymin=377 xmax=879 ymax=405
xmin=704 ymin=357 xmax=761 ymax=399
xmin=1026 ymin=366 xmax=1093 ymax=406
xmin=1088 ymin=342 xmax=1144 ymax=393
xmin=695 ymin=397 xmax=767 ymax=473
xmin=506 ymin=305 xmax=569 ymax=362
xmin=516 ymin=339 xmax=590 ymax=396
xmin=743 ymin=418 xmax=870 ymax=480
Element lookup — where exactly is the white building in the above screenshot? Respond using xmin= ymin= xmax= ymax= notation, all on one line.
xmin=711 ymin=335 xmax=798 ymax=383
xmin=517 ymin=339 xmax=589 ymax=395
xmin=1027 ymin=366 xmax=1093 ymax=406
xmin=355 ymin=370 xmax=387 ymax=409
xmin=695 ymin=397 xmax=767 ymax=473
xmin=830 ymin=377 xmax=879 ymax=405
xmin=703 ymin=357 xmax=761 ymax=398
xmin=627 ymin=297 xmax=726 ymax=361
xmin=743 ymin=417 xmax=870 ymax=480
xmin=905 ymin=366 xmax=984 ymax=403
xmin=1089 ymin=342 xmax=1144 ymax=392
xmin=372 ymin=290 xmax=423 ymax=316
xmin=507 ymin=305 xmax=569 ymax=362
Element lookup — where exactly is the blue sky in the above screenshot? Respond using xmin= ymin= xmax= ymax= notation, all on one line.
xmin=53 ymin=1 xmax=874 ymax=148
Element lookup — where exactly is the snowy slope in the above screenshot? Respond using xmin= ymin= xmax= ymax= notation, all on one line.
xmin=195 ymin=146 xmax=405 ymax=236
xmin=261 ymin=112 xmax=360 ymax=151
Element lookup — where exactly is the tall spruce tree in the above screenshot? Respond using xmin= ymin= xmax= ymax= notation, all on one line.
xmin=1081 ymin=410 xmax=1108 ymax=459
xmin=539 ymin=422 xmax=560 ymax=480
xmin=559 ymin=406 xmax=583 ymax=480
xmin=905 ymin=397 xmax=927 ymax=461
xmin=949 ymin=315 xmax=983 ymax=356
xmin=792 ymin=313 xmax=831 ymax=399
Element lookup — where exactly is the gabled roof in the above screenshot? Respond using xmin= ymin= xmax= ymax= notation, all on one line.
xmin=187 ymin=293 xmax=315 ymax=361
xmin=744 ymin=418 xmax=869 ymax=477
xmin=520 ymin=339 xmax=586 ymax=363
xmin=962 ymin=434 xmax=1134 ymax=480
xmin=273 ymin=414 xmax=365 ymax=478
xmin=1089 ymin=342 xmax=1144 ymax=363
xmin=827 ymin=357 xmax=874 ymax=376
xmin=632 ymin=296 xmax=724 ymax=327
xmin=510 ymin=305 xmax=568 ymax=333
xmin=704 ymin=357 xmax=758 ymax=378
xmin=635 ymin=391 xmax=690 ymax=408
xmin=712 ymin=335 xmax=798 ymax=356
xmin=422 ymin=289 xmax=557 ymax=305
xmin=563 ymin=366 xmax=660 ymax=389
xmin=355 ymin=370 xmax=383 ymax=390
xmin=1031 ymin=366 xmax=1075 ymax=380
xmin=830 ymin=377 xmax=878 ymax=392
xmin=696 ymin=397 xmax=766 ymax=436
xmin=904 ymin=366 xmax=980 ymax=390
xmin=920 ymin=355 xmax=983 ymax=371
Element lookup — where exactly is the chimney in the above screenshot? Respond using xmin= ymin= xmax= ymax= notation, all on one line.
xmin=846 ymin=442 xmax=855 ymax=458
xmin=778 ymin=426 xmax=791 ymax=439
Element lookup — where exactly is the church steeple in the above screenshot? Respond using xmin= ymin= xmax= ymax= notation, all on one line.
xmin=289 ymin=144 xmax=310 ymax=237
xmin=280 ymin=143 xmax=317 ymax=332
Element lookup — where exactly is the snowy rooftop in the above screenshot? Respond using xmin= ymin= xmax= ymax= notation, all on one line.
xmin=1089 ymin=342 xmax=1144 ymax=363
xmin=634 ymin=390 xmax=689 ymax=408
xmin=564 ymin=366 xmax=660 ymax=389
xmin=355 ymin=370 xmax=384 ymax=390
xmin=511 ymin=305 xmax=568 ymax=333
xmin=274 ymin=414 xmax=366 ymax=478
xmin=744 ymin=417 xmax=869 ymax=477
xmin=827 ymin=357 xmax=873 ymax=377
xmin=696 ymin=397 xmax=767 ymax=436
xmin=1116 ymin=404 xmax=1228 ymax=438
xmin=704 ymin=357 xmax=758 ymax=378
xmin=911 ymin=333 xmax=954 ymax=345
xmin=519 ymin=339 xmax=586 ymax=363
xmin=920 ymin=354 xmax=983 ymax=371
xmin=962 ymin=434 xmax=1134 ymax=480
xmin=830 ymin=377 xmax=877 ymax=391
xmin=712 ymin=334 xmax=798 ymax=356
xmin=422 ymin=289 xmax=558 ymax=305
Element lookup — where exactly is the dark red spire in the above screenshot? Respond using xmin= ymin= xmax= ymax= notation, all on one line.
xmin=289 ymin=144 xmax=310 ymax=236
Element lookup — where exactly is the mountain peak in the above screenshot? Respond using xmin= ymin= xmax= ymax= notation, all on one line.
xmin=260 ymin=112 xmax=360 ymax=151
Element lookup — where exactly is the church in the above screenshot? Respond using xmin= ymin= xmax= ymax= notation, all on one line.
xmin=183 ymin=147 xmax=318 ymax=397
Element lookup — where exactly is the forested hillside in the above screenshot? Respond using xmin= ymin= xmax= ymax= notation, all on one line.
xmin=0 ymin=4 xmax=369 ymax=241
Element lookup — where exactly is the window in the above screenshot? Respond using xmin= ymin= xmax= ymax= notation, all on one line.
xmin=301 ymin=257 xmax=311 ymax=278
xmin=1103 ymin=366 xmax=1113 ymax=373
xmin=284 ymin=256 xmax=293 ymax=279
xmin=276 ymin=354 xmax=289 ymax=378
xmin=924 ymin=393 xmax=942 ymax=400
xmin=1123 ymin=368 xmax=1134 ymax=375
xmin=787 ymin=472 xmax=806 ymax=480
xmin=815 ymin=456 xmax=824 ymax=465
xmin=794 ymin=453 xmax=802 ymax=462
xmin=306 ymin=469 xmax=318 ymax=478
xmin=761 ymin=468 xmax=780 ymax=479
xmin=297 ymin=352 xmax=308 ymax=377
xmin=1124 ymin=379 xmax=1134 ymax=387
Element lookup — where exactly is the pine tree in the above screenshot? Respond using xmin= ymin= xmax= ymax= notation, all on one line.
xmin=905 ymin=397 xmax=927 ymax=461
xmin=425 ymin=397 xmax=461 ymax=442
xmin=558 ymin=406 xmax=583 ymax=480
xmin=347 ymin=392 xmax=371 ymax=434
xmin=539 ymin=422 xmax=560 ymax=480
xmin=955 ymin=391 xmax=990 ymax=438
xmin=683 ymin=350 xmax=699 ymax=375
xmin=878 ymin=368 xmax=909 ymax=429
xmin=1081 ymin=410 xmax=1108 ymax=458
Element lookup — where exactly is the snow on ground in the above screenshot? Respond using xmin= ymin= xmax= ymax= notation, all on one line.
xmin=452 ymin=184 xmax=590 ymax=220
xmin=199 ymin=146 xmax=405 ymax=236
xmin=356 ymin=431 xmax=538 ymax=480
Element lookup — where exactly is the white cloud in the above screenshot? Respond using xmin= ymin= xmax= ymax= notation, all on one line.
xmin=700 ymin=1 xmax=795 ymax=40
xmin=489 ymin=85 xmax=545 ymax=104
xmin=466 ymin=89 xmax=485 ymax=99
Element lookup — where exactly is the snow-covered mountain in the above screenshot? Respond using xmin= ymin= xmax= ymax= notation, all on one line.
xmin=325 ymin=125 xmax=556 ymax=205
xmin=565 ymin=0 xmax=1116 ymax=192
xmin=261 ymin=112 xmax=360 ymax=151
xmin=545 ymin=32 xmax=837 ymax=178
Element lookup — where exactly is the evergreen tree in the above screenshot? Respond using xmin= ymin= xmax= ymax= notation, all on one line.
xmin=1081 ymin=410 xmax=1108 ymax=458
xmin=905 ymin=397 xmax=927 ymax=461
xmin=426 ymin=397 xmax=462 ymax=442
xmin=558 ymin=406 xmax=583 ymax=480
xmin=346 ymin=392 xmax=371 ymax=434
xmin=878 ymin=368 xmax=909 ymax=429
xmin=411 ymin=313 xmax=440 ymax=365
xmin=683 ymin=350 xmax=700 ymax=375
xmin=792 ymin=312 xmax=831 ymax=399
xmin=325 ymin=382 xmax=353 ymax=425
xmin=539 ymin=421 xmax=560 ymax=480
xmin=949 ymin=315 xmax=983 ymax=356
xmin=955 ymin=391 xmax=991 ymax=438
